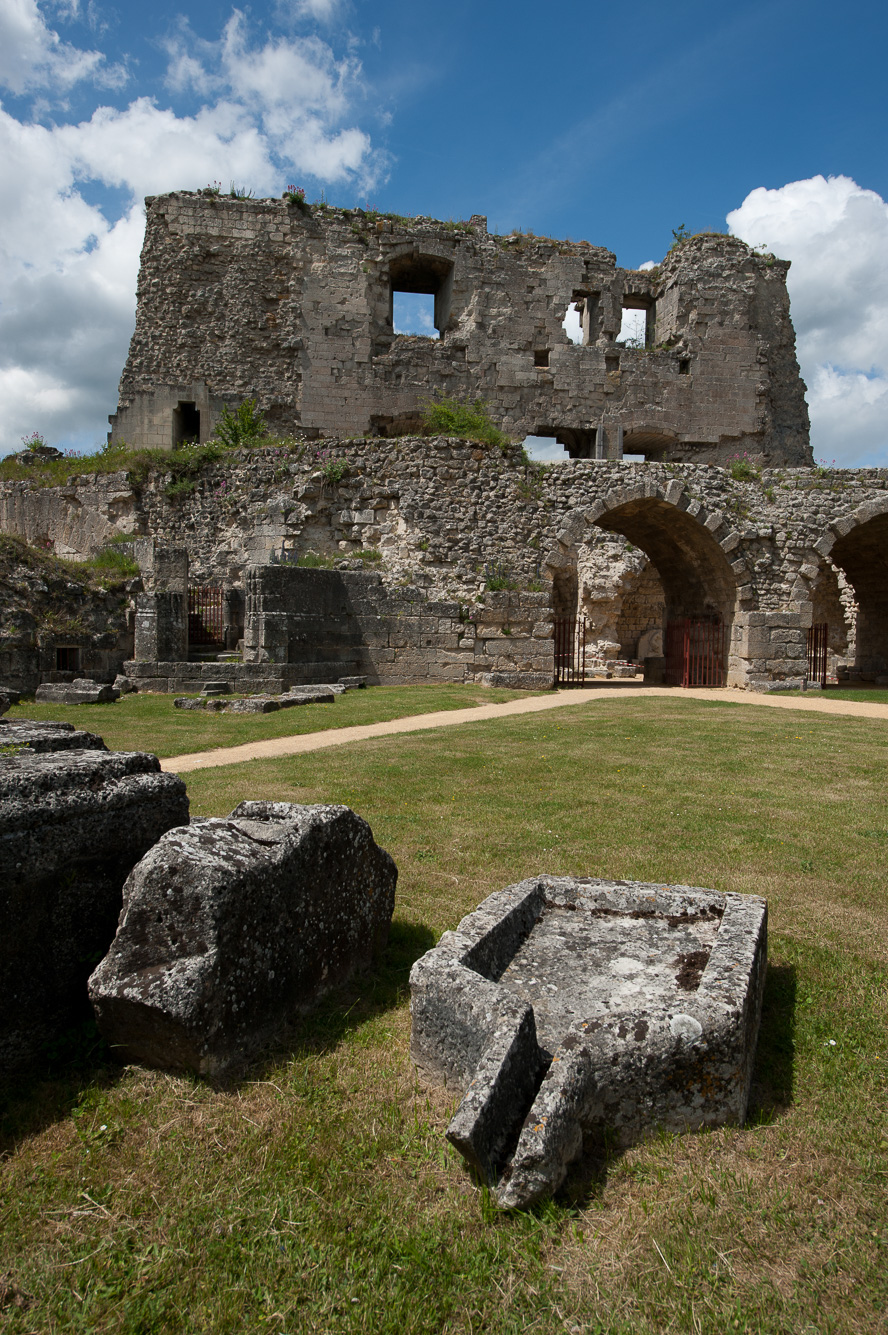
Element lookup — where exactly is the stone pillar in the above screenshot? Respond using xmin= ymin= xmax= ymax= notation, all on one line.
xmin=134 ymin=592 xmax=188 ymax=662
xmin=134 ymin=540 xmax=188 ymax=593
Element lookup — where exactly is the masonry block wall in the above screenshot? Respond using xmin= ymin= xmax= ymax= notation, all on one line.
xmin=243 ymin=567 xmax=553 ymax=690
xmin=5 ymin=440 xmax=888 ymax=690
xmin=108 ymin=194 xmax=811 ymax=467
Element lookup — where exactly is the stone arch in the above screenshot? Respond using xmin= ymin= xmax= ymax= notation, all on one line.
xmin=550 ymin=482 xmax=743 ymax=681
xmin=816 ymin=501 xmax=888 ymax=676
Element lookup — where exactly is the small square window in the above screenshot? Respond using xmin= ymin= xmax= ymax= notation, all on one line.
xmin=534 ymin=349 xmax=549 ymax=368
xmin=56 ymin=646 xmax=79 ymax=671
xmin=679 ymin=359 xmax=691 ymax=375
xmin=605 ymin=354 xmax=620 ymax=374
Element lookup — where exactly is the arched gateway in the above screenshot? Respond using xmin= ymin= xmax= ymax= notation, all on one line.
xmin=546 ymin=480 xmax=742 ymax=687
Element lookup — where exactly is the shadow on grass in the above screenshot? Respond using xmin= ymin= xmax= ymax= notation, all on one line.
xmin=0 ymin=920 xmax=436 ymax=1150
xmin=547 ymin=962 xmax=797 ymax=1212
xmin=746 ymin=961 xmax=797 ymax=1121
xmin=245 ymin=918 xmax=436 ymax=1078
xmin=0 ymin=1017 xmax=123 ymax=1156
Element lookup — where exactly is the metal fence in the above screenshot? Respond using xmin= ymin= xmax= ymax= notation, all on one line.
xmin=806 ymin=622 xmax=828 ymax=687
xmin=552 ymin=617 xmax=588 ymax=686
xmin=188 ymin=586 xmax=225 ymax=647
xmin=664 ymin=617 xmax=726 ymax=687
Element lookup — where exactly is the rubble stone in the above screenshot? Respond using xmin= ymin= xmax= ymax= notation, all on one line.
xmin=0 ymin=719 xmax=107 ymax=752
xmin=35 ymin=679 xmax=120 ymax=705
xmin=89 ymin=801 xmax=397 ymax=1078
xmin=0 ymin=748 xmax=189 ymax=1069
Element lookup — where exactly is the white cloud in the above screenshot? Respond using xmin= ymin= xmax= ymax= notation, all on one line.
xmin=0 ymin=0 xmax=123 ymax=92
xmin=728 ymin=175 xmax=888 ymax=467
xmin=0 ymin=5 xmax=384 ymax=455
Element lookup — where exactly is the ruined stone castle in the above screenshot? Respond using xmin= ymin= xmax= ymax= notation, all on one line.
xmin=108 ymin=194 xmax=811 ymax=467
xmin=3 ymin=199 xmax=885 ymax=697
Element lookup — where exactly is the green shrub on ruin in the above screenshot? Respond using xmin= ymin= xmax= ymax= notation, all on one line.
xmin=212 ymin=398 xmax=268 ymax=449
xmin=420 ymin=396 xmax=510 ymax=450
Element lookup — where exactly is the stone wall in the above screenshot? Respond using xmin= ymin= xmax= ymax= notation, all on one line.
xmin=4 ymin=441 xmax=888 ymax=689
xmin=109 ymin=194 xmax=811 ymax=467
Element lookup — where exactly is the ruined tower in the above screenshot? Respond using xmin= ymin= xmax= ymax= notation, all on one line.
xmin=109 ymin=193 xmax=811 ymax=467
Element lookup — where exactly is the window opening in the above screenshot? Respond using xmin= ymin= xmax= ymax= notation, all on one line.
xmin=392 ymin=291 xmax=438 ymax=339
xmin=522 ymin=434 xmax=570 ymax=463
xmin=389 ymin=254 xmax=453 ymax=337
xmin=679 ymin=359 xmax=691 ymax=375
xmin=534 ymin=349 xmax=549 ymax=367
xmin=563 ymin=292 xmax=599 ymax=346
xmin=618 ymin=306 xmax=648 ymax=348
xmin=173 ymin=401 xmax=200 ymax=447
xmin=56 ymin=646 xmax=79 ymax=671
xmin=605 ymin=354 xmax=620 ymax=374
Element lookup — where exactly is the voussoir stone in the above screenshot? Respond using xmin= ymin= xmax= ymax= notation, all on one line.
xmin=0 ymin=748 xmax=189 ymax=1070
xmin=88 ymin=801 xmax=398 ymax=1078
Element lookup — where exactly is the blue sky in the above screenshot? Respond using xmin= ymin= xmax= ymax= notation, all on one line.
xmin=1 ymin=0 xmax=887 ymax=462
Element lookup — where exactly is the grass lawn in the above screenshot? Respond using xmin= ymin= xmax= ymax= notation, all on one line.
xmin=3 ymin=683 xmax=538 ymax=759
xmin=2 ymin=697 xmax=887 ymax=1333
xmin=783 ymin=686 xmax=888 ymax=705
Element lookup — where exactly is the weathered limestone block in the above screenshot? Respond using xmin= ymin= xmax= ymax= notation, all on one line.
xmin=35 ymin=680 xmax=120 ymax=705
xmin=0 ymin=748 xmax=189 ymax=1069
xmin=0 ymin=719 xmax=108 ymax=752
xmin=89 ymin=801 xmax=398 ymax=1078
xmin=411 ymin=877 xmax=766 ymax=1209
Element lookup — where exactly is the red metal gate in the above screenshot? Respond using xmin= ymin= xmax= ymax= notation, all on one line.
xmin=188 ymin=586 xmax=225 ymax=647
xmin=806 ymin=622 xmax=828 ymax=687
xmin=664 ymin=618 xmax=726 ymax=687
xmin=553 ymin=617 xmax=588 ymax=686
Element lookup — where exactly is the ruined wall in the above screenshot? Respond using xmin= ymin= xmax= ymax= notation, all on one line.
xmin=4 ymin=442 xmax=888 ymax=689
xmin=109 ymin=194 xmax=811 ymax=467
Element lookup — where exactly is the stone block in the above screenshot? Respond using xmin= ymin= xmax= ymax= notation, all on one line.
xmin=0 ymin=720 xmax=108 ymax=752
xmin=89 ymin=801 xmax=397 ymax=1078
xmin=410 ymin=877 xmax=766 ymax=1209
xmin=1 ymin=748 xmax=188 ymax=1070
xmin=35 ymin=681 xmax=120 ymax=705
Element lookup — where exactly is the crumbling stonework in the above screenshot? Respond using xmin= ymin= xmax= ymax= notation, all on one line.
xmin=2 ymin=443 xmax=888 ymax=689
xmin=410 ymin=877 xmax=767 ymax=1208
xmin=89 ymin=801 xmax=396 ymax=1078
xmin=0 ymin=747 xmax=188 ymax=1069
xmin=108 ymin=195 xmax=811 ymax=467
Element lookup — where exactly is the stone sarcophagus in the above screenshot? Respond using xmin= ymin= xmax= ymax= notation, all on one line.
xmin=410 ymin=876 xmax=767 ymax=1209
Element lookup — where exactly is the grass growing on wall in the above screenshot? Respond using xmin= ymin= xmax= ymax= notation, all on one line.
xmin=1 ymin=697 xmax=886 ymax=1333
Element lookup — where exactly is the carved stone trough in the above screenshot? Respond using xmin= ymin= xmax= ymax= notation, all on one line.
xmin=410 ymin=877 xmax=767 ymax=1209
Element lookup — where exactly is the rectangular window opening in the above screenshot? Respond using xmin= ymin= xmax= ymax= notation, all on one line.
xmin=605 ymin=354 xmax=620 ymax=374
xmin=534 ymin=349 xmax=549 ymax=367
xmin=679 ymin=358 xmax=691 ymax=375
xmin=392 ymin=291 xmax=439 ymax=340
xmin=618 ymin=298 xmax=652 ymax=348
xmin=389 ymin=255 xmax=453 ymax=339
xmin=56 ymin=646 xmax=80 ymax=671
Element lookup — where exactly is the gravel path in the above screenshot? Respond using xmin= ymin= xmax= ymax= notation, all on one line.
xmin=161 ymin=683 xmax=888 ymax=774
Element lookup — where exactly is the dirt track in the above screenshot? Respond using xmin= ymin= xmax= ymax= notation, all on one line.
xmin=160 ymin=683 xmax=888 ymax=774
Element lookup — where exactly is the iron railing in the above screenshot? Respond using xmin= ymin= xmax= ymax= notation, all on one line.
xmin=188 ymin=586 xmax=225 ymax=647
xmin=806 ymin=622 xmax=828 ymax=687
xmin=553 ymin=617 xmax=588 ymax=686
xmin=664 ymin=617 xmax=726 ymax=687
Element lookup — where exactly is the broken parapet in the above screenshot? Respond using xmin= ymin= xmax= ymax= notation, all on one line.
xmin=410 ymin=877 xmax=767 ymax=1209
xmin=0 ymin=748 xmax=189 ymax=1069
xmin=0 ymin=719 xmax=108 ymax=752
xmin=89 ymin=801 xmax=397 ymax=1079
